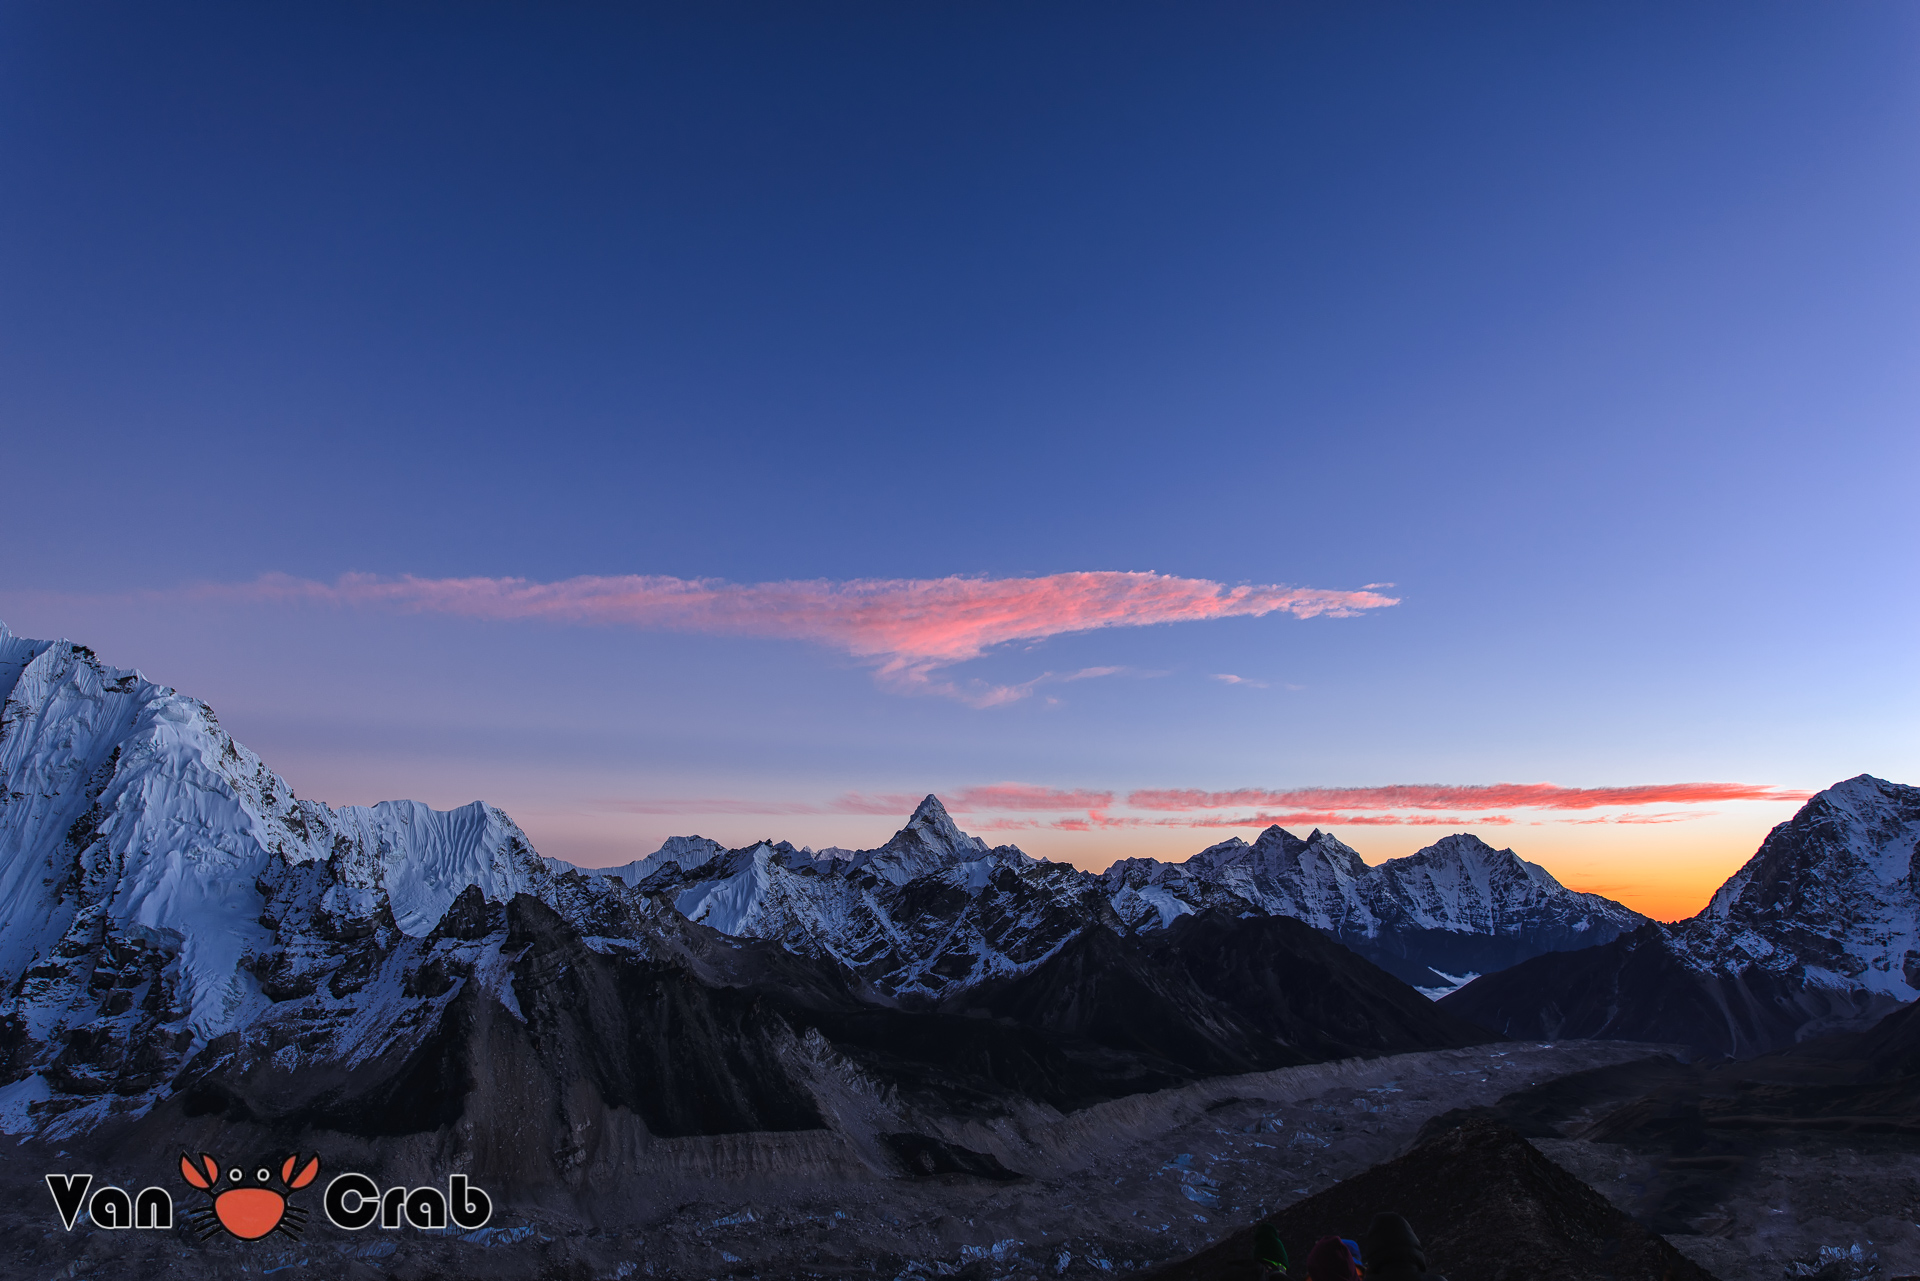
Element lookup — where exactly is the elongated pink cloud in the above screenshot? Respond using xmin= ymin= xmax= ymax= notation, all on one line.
xmin=971 ymin=811 xmax=1517 ymax=832
xmin=1126 ymin=781 xmax=1809 ymax=813
xmin=205 ymin=570 xmax=1396 ymax=705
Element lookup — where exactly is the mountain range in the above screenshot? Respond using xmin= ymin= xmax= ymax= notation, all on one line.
xmin=0 ymin=624 xmax=1634 ymax=1146
xmin=1442 ymin=773 xmax=1920 ymax=1057
xmin=3 ymin=620 xmax=1911 ymax=1156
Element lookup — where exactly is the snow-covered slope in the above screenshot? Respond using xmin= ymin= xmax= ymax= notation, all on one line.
xmin=1096 ymin=826 xmax=1644 ymax=990
xmin=569 ymin=802 xmax=1642 ymax=998
xmin=608 ymin=796 xmax=1098 ymax=995
xmin=1687 ymin=774 xmax=1920 ymax=999
xmin=0 ymin=625 xmax=566 ymax=1132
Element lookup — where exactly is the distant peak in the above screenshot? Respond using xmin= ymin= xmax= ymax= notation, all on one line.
xmin=1250 ymin=825 xmax=1308 ymax=852
xmin=1399 ymin=833 xmax=1523 ymax=869
xmin=876 ymin=793 xmax=988 ymax=865
xmin=1426 ymin=833 xmax=1503 ymax=854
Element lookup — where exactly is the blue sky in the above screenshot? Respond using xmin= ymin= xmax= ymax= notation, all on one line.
xmin=3 ymin=2 xmax=1915 ymax=917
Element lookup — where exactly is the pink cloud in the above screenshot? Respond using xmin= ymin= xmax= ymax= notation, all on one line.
xmin=202 ymin=570 xmax=1397 ymax=706
xmin=1211 ymin=673 xmax=1269 ymax=688
xmin=1125 ymin=781 xmax=1808 ymax=813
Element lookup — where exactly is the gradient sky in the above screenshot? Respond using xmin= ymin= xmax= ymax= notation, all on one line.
xmin=3 ymin=2 xmax=1916 ymax=921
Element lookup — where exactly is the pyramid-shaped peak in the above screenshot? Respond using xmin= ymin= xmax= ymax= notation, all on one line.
xmin=875 ymin=794 xmax=990 ymax=865
xmin=909 ymin=794 xmax=952 ymax=823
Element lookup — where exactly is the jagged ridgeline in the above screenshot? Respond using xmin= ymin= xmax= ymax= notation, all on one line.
xmin=0 ymin=625 xmax=1638 ymax=1175
xmin=1441 ymin=774 xmax=1920 ymax=1057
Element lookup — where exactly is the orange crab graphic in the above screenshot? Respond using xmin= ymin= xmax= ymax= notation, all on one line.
xmin=178 ymin=1152 xmax=320 ymax=1241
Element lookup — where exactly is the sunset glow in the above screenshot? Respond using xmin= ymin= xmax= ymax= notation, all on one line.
xmin=3 ymin=1 xmax=1912 ymax=936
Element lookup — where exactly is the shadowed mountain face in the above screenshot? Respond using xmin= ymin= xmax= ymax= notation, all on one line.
xmin=955 ymin=912 xmax=1494 ymax=1092
xmin=1408 ymin=998 xmax=1920 ymax=1264
xmin=1441 ymin=776 xmax=1920 ymax=1058
xmin=153 ymin=893 xmax=1501 ymax=1175
xmin=1144 ymin=1119 xmax=1717 ymax=1281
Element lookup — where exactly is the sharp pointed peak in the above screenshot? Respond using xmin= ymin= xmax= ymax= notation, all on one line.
xmin=869 ymin=791 xmax=990 ymax=869
xmin=909 ymin=793 xmax=952 ymax=821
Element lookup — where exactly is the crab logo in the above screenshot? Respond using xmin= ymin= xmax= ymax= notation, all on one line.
xmin=177 ymin=1152 xmax=320 ymax=1241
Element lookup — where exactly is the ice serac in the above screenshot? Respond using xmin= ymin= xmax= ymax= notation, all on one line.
xmin=1442 ymin=775 xmax=1920 ymax=1057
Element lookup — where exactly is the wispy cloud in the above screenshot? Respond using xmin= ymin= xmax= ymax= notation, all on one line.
xmin=1564 ymin=810 xmax=1705 ymax=825
xmin=205 ymin=570 xmax=1396 ymax=706
xmin=1211 ymin=673 xmax=1269 ymax=688
xmin=1125 ymin=782 xmax=1809 ymax=813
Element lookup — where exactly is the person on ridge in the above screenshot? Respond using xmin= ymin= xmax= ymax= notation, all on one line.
xmin=1253 ymin=1223 xmax=1291 ymax=1277
xmin=1303 ymin=1235 xmax=1361 ymax=1280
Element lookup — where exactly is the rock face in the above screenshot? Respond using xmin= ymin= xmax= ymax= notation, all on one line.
xmin=1442 ymin=775 xmax=1920 ymax=1057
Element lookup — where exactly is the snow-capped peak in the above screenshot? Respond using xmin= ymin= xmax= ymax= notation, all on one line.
xmin=890 ymin=794 xmax=987 ymax=858
xmin=1691 ymin=773 xmax=1920 ymax=999
xmin=859 ymin=793 xmax=995 ymax=883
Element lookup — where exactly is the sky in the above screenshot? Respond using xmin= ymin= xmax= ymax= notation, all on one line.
xmin=2 ymin=2 xmax=1915 ymax=921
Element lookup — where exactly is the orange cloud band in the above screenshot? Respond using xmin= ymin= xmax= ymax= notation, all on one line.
xmin=204 ymin=570 xmax=1396 ymax=705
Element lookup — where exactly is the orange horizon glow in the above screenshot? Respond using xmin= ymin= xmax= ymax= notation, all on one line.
xmin=543 ymin=782 xmax=1805 ymax=924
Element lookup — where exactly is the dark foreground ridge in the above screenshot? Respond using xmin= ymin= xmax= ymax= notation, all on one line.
xmin=123 ymin=894 xmax=1498 ymax=1198
xmin=1142 ymin=1119 xmax=1718 ymax=1281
